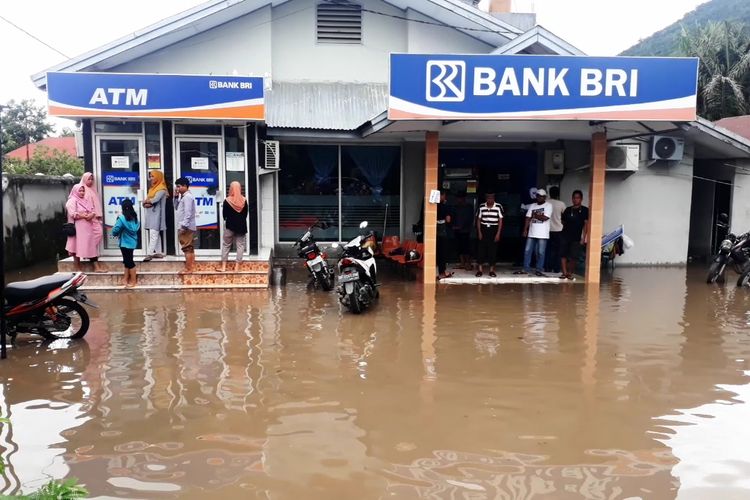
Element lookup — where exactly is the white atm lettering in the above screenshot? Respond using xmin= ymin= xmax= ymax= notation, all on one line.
xmin=89 ymin=88 xmax=149 ymax=106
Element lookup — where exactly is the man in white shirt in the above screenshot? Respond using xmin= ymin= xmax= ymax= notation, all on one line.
xmin=518 ymin=188 xmax=552 ymax=276
xmin=545 ymin=186 xmax=566 ymax=273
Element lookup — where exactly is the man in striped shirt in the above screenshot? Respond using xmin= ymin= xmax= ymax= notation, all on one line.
xmin=476 ymin=192 xmax=503 ymax=278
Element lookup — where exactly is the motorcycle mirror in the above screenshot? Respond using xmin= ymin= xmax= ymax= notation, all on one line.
xmin=319 ymin=221 xmax=330 ymax=230
xmin=718 ymin=213 xmax=729 ymax=224
xmin=359 ymin=221 xmax=368 ymax=229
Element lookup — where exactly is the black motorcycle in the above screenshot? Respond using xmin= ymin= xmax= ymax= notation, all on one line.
xmin=4 ymin=272 xmax=96 ymax=341
xmin=706 ymin=214 xmax=750 ymax=284
xmin=295 ymin=221 xmax=335 ymax=291
xmin=334 ymin=221 xmax=379 ymax=314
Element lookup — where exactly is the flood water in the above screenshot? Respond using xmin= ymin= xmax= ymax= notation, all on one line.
xmin=1 ymin=267 xmax=750 ymax=499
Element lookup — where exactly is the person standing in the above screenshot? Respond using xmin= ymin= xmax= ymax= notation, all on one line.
xmin=475 ymin=192 xmax=503 ymax=278
xmin=65 ymin=184 xmax=100 ymax=272
xmin=219 ymin=181 xmax=249 ymax=273
xmin=545 ymin=186 xmax=566 ymax=274
xmin=452 ymin=192 xmax=475 ymax=271
xmin=79 ymin=172 xmax=104 ymax=272
xmin=519 ymin=189 xmax=552 ymax=276
xmin=174 ymin=177 xmax=197 ymax=274
xmin=142 ymin=170 xmax=168 ymax=261
xmin=112 ymin=199 xmax=141 ymax=288
xmin=560 ymin=190 xmax=590 ymax=280
xmin=436 ymin=191 xmax=453 ymax=279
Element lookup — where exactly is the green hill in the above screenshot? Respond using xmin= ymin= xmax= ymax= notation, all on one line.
xmin=620 ymin=0 xmax=750 ymax=56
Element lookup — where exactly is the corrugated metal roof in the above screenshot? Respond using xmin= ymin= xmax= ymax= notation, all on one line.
xmin=265 ymin=81 xmax=388 ymax=131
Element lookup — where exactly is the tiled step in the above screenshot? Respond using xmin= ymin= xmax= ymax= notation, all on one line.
xmin=68 ymin=271 xmax=269 ymax=288
xmin=80 ymin=284 xmax=268 ymax=291
xmin=58 ymin=258 xmax=269 ymax=274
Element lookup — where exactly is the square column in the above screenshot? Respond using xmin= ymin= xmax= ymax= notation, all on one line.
xmin=585 ymin=131 xmax=607 ymax=283
xmin=423 ymin=131 xmax=439 ymax=284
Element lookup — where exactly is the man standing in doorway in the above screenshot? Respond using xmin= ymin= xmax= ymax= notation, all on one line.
xmin=560 ymin=190 xmax=590 ymax=280
xmin=546 ymin=186 xmax=566 ymax=274
xmin=476 ymin=192 xmax=503 ymax=278
xmin=519 ymin=189 xmax=552 ymax=276
xmin=174 ymin=177 xmax=197 ymax=274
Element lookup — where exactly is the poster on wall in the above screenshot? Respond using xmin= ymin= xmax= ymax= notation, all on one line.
xmin=191 ymin=157 xmax=209 ymax=170
xmin=226 ymin=152 xmax=245 ymax=172
xmin=102 ymin=171 xmax=139 ymax=246
xmin=111 ymin=156 xmax=130 ymax=169
xmin=147 ymin=154 xmax=161 ymax=169
xmin=184 ymin=172 xmax=218 ymax=229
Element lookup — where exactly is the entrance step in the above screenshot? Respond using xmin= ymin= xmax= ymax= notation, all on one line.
xmin=57 ymin=254 xmax=271 ymax=290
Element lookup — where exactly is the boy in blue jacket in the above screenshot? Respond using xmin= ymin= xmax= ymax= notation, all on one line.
xmin=112 ymin=199 xmax=141 ymax=288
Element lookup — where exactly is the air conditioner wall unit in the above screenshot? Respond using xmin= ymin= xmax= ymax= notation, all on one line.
xmin=263 ymin=140 xmax=280 ymax=170
xmin=606 ymin=144 xmax=640 ymax=172
xmin=544 ymin=149 xmax=565 ymax=175
xmin=651 ymin=136 xmax=685 ymax=161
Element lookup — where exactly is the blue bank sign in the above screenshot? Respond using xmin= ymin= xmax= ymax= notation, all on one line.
xmin=47 ymin=72 xmax=265 ymax=120
xmin=389 ymin=54 xmax=698 ymax=121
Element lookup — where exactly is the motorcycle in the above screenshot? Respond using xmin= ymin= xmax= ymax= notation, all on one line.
xmin=295 ymin=221 xmax=335 ymax=291
xmin=4 ymin=272 xmax=96 ymax=341
xmin=334 ymin=221 xmax=379 ymax=314
xmin=706 ymin=213 xmax=750 ymax=284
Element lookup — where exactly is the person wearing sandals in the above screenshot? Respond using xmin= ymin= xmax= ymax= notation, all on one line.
xmin=219 ymin=181 xmax=249 ymax=273
xmin=112 ymin=199 xmax=141 ymax=288
xmin=519 ymin=189 xmax=552 ymax=276
xmin=142 ymin=170 xmax=168 ymax=262
xmin=436 ymin=191 xmax=453 ymax=279
xmin=560 ymin=190 xmax=590 ymax=280
xmin=476 ymin=192 xmax=503 ymax=278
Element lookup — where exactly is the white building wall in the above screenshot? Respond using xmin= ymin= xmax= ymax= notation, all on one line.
xmin=114 ymin=6 xmax=273 ymax=76
xmin=731 ymin=159 xmax=750 ymax=234
xmin=405 ymin=9 xmax=494 ymax=54
xmin=561 ymin=140 xmax=695 ymax=265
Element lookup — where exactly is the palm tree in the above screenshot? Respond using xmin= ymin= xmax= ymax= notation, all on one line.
xmin=680 ymin=21 xmax=750 ymax=120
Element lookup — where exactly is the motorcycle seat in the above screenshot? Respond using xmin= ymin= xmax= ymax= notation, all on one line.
xmin=5 ymin=273 xmax=76 ymax=305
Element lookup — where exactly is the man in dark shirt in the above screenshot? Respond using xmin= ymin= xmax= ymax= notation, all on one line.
xmin=560 ymin=190 xmax=590 ymax=280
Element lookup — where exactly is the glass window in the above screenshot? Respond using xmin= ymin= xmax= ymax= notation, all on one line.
xmin=340 ymin=146 xmax=400 ymax=241
xmin=94 ymin=121 xmax=143 ymax=134
xmin=278 ymin=145 xmax=339 ymax=242
xmin=174 ymin=124 xmax=223 ymax=136
xmin=145 ymin=122 xmax=162 ymax=171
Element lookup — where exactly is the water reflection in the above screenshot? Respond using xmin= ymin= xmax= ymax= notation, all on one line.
xmin=0 ymin=268 xmax=749 ymax=498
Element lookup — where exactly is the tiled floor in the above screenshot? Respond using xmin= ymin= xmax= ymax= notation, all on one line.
xmin=438 ymin=266 xmax=583 ymax=285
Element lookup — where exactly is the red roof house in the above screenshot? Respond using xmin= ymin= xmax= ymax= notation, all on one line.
xmin=714 ymin=115 xmax=750 ymax=141
xmin=5 ymin=136 xmax=78 ymax=160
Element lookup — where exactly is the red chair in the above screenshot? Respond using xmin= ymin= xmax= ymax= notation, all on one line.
xmin=390 ymin=240 xmax=417 ymax=264
xmin=381 ymin=235 xmax=400 ymax=257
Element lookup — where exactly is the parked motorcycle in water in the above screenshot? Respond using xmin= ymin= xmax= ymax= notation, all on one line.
xmin=4 ymin=272 xmax=96 ymax=341
xmin=334 ymin=221 xmax=379 ymax=314
xmin=706 ymin=213 xmax=750 ymax=284
xmin=295 ymin=221 xmax=335 ymax=291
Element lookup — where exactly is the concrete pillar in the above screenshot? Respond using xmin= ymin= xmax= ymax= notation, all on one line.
xmin=585 ymin=131 xmax=606 ymax=284
xmin=423 ymin=131 xmax=439 ymax=284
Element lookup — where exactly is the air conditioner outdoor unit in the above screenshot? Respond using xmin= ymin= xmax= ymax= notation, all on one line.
xmin=263 ymin=140 xmax=280 ymax=170
xmin=606 ymin=144 xmax=640 ymax=172
xmin=651 ymin=136 xmax=684 ymax=161
xmin=544 ymin=149 xmax=565 ymax=175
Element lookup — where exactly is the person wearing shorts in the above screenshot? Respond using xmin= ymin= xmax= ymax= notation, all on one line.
xmin=560 ymin=190 xmax=590 ymax=280
xmin=174 ymin=177 xmax=197 ymax=273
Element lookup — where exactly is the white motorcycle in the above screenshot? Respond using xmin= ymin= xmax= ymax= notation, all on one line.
xmin=333 ymin=221 xmax=379 ymax=314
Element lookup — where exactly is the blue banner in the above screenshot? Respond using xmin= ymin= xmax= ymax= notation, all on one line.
xmin=184 ymin=173 xmax=217 ymax=187
xmin=103 ymin=171 xmax=139 ymax=186
xmin=47 ymin=72 xmax=264 ymax=120
xmin=389 ymin=54 xmax=698 ymax=121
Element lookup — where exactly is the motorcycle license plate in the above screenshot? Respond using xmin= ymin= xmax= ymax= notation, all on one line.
xmin=339 ymin=271 xmax=359 ymax=283
xmin=306 ymin=256 xmax=323 ymax=269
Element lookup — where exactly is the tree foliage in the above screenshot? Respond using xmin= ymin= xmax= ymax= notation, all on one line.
xmin=680 ymin=21 xmax=750 ymax=120
xmin=4 ymin=146 xmax=83 ymax=177
xmin=1 ymin=100 xmax=53 ymax=156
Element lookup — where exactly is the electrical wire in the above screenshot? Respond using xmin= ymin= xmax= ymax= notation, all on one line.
xmin=0 ymin=14 xmax=69 ymax=59
xmin=358 ymin=6 xmax=517 ymax=36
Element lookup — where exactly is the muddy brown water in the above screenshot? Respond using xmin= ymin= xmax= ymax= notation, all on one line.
xmin=1 ymin=267 xmax=749 ymax=499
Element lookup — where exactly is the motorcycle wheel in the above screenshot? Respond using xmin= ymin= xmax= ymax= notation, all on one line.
xmin=42 ymin=298 xmax=90 ymax=340
xmin=348 ymin=283 xmax=363 ymax=314
xmin=318 ymin=270 xmax=334 ymax=291
xmin=707 ymin=260 xmax=726 ymax=284
xmin=738 ymin=271 xmax=750 ymax=288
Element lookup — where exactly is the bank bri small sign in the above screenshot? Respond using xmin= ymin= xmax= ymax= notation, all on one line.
xmin=47 ymin=72 xmax=265 ymax=120
xmin=389 ymin=54 xmax=698 ymax=121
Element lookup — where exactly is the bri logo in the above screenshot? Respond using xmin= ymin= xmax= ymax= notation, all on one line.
xmin=426 ymin=60 xmax=466 ymax=102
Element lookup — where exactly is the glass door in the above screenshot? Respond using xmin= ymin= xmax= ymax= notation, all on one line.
xmin=95 ymin=135 xmax=146 ymax=255
xmin=175 ymin=137 xmax=223 ymax=255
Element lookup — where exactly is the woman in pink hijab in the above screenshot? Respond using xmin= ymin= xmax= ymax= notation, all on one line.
xmin=65 ymin=184 xmax=102 ymax=271
xmin=79 ymin=172 xmax=104 ymax=271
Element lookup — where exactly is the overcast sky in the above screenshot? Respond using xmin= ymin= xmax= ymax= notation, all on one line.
xmin=0 ymin=0 xmax=708 ymax=131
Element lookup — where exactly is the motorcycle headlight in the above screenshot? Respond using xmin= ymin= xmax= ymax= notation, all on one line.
xmin=721 ymin=240 xmax=732 ymax=251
